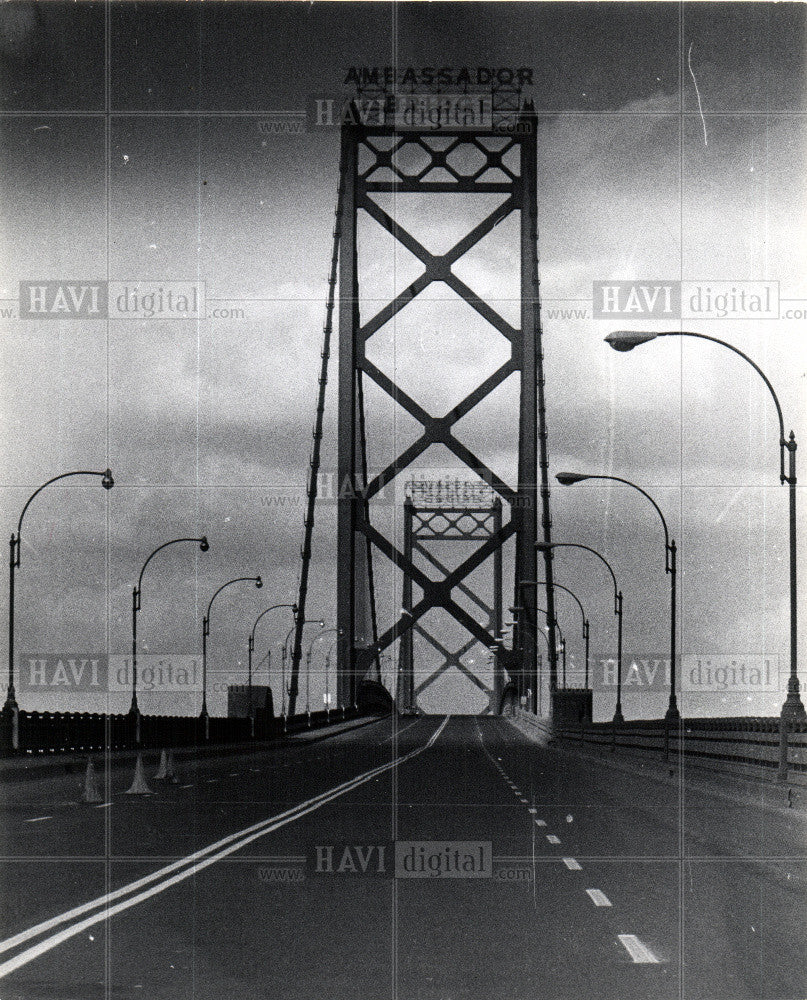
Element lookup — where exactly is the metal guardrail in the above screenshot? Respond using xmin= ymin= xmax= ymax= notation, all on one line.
xmin=0 ymin=705 xmax=365 ymax=756
xmin=553 ymin=717 xmax=807 ymax=783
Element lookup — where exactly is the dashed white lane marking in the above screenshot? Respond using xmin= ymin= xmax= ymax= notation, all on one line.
xmin=228 ymin=773 xmax=239 ymax=777
xmin=535 ymin=819 xmax=546 ymax=827
xmin=618 ymin=934 xmax=660 ymax=964
xmin=24 ymin=817 xmax=52 ymax=823
xmin=586 ymin=889 xmax=612 ymax=907
xmin=93 ymin=803 xmax=112 ymax=810
xmin=519 ymin=797 xmax=528 ymax=804
xmin=205 ymin=779 xmax=218 ymax=784
xmin=528 ymin=807 xmax=537 ymax=814
xmin=563 ymin=858 xmax=582 ymax=870
xmin=179 ymin=784 xmax=194 ymax=789
xmin=546 ymin=835 xmax=560 ymax=845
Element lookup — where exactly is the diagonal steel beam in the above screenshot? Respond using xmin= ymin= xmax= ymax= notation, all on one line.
xmin=442 ymin=360 xmax=518 ymax=427
xmin=358 ymin=194 xmax=518 ymax=343
xmin=444 ymin=436 xmax=518 ymax=506
xmin=363 ymin=436 xmax=431 ymax=501
xmin=361 ymin=358 xmax=433 ymax=428
xmin=441 ymin=522 xmax=516 ymax=594
xmin=414 ymin=623 xmax=478 ymax=664
xmin=415 ymin=662 xmax=450 ymax=695
xmin=413 ymin=542 xmax=493 ymax=619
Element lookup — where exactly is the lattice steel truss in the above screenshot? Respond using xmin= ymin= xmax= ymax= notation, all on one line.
xmin=335 ymin=103 xmax=557 ymax=712
xmin=398 ymin=497 xmax=504 ymax=714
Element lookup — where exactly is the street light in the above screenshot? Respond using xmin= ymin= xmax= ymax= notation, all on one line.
xmin=537 ymin=541 xmax=624 ymax=723
xmin=606 ymin=328 xmax=805 ymax=722
xmin=248 ymin=603 xmax=297 ymax=725
xmin=306 ymin=628 xmax=343 ymax=722
xmin=510 ymin=598 xmax=558 ymax=704
xmin=130 ymin=535 xmax=209 ymax=732
xmin=535 ymin=579 xmax=589 ymax=690
xmin=201 ymin=575 xmax=262 ymax=736
xmin=282 ymin=619 xmax=323 ymax=724
xmin=557 ymin=471 xmax=677 ymax=718
xmin=6 ymin=468 xmax=114 ymax=713
xmin=323 ymin=645 xmax=337 ymax=716
xmin=524 ymin=579 xmax=590 ymax=688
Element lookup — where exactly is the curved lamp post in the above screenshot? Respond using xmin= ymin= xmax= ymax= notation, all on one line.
xmin=606 ymin=328 xmax=805 ymax=722
xmin=323 ymin=646 xmax=335 ymax=716
xmin=7 ymin=468 xmax=114 ymax=713
xmin=305 ymin=627 xmax=342 ymax=722
xmin=507 ymin=606 xmax=552 ymax=711
xmin=535 ymin=579 xmax=590 ymax=689
xmin=537 ymin=541 xmax=624 ymax=723
xmin=557 ymin=471 xmax=678 ymax=719
xmin=201 ymin=575 xmax=262 ymax=736
xmin=131 ymin=536 xmax=209 ymax=728
xmin=512 ymin=593 xmax=563 ymax=698
xmin=248 ymin=603 xmax=297 ymax=724
xmin=282 ymin=619 xmax=323 ymax=724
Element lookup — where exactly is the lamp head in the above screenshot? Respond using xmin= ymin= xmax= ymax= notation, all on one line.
xmin=199 ymin=536 xmax=210 ymax=552
xmin=101 ymin=468 xmax=114 ymax=490
xmin=605 ymin=330 xmax=659 ymax=352
xmin=255 ymin=576 xmax=263 ymax=589
xmin=556 ymin=472 xmax=589 ymax=486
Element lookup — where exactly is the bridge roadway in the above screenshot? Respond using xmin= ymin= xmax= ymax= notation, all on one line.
xmin=0 ymin=715 xmax=805 ymax=999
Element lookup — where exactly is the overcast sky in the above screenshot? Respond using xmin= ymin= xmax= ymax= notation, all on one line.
xmin=0 ymin=1 xmax=805 ymax=720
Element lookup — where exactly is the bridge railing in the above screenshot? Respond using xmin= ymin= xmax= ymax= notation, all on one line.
xmin=0 ymin=704 xmax=367 ymax=756
xmin=551 ymin=716 xmax=807 ymax=784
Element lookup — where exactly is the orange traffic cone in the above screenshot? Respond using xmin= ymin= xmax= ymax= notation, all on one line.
xmin=81 ymin=757 xmax=103 ymax=803
xmin=125 ymin=752 xmax=153 ymax=795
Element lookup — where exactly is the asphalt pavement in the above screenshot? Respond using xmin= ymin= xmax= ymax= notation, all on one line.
xmin=0 ymin=714 xmax=804 ymax=999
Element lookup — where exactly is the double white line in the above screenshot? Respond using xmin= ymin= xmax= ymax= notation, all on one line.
xmin=0 ymin=716 xmax=449 ymax=980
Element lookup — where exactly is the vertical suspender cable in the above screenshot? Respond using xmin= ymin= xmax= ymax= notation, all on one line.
xmin=356 ymin=367 xmax=381 ymax=681
xmin=287 ymin=156 xmax=345 ymax=718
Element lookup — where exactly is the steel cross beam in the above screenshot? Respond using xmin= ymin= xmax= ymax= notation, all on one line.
xmin=336 ymin=106 xmax=555 ymax=710
xmin=414 ymin=630 xmax=492 ymax=697
xmin=399 ymin=498 xmax=502 ymax=713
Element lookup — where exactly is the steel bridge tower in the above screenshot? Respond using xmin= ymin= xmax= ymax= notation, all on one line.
xmin=334 ymin=94 xmax=557 ymax=713
xmin=398 ymin=481 xmax=504 ymax=714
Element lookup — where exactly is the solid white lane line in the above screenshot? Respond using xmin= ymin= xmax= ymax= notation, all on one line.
xmin=24 ymin=817 xmax=51 ymax=823
xmin=378 ymin=718 xmax=421 ymax=744
xmin=0 ymin=716 xmax=450 ymax=978
xmin=562 ymin=858 xmax=582 ymax=870
xmin=546 ymin=835 xmax=560 ymax=845
xmin=586 ymin=889 xmax=612 ymax=907
xmin=618 ymin=934 xmax=660 ymax=964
